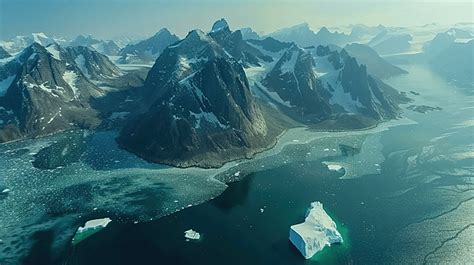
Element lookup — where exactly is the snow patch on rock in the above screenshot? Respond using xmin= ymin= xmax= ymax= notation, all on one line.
xmin=62 ymin=70 xmax=79 ymax=97
xmin=46 ymin=45 xmax=61 ymax=61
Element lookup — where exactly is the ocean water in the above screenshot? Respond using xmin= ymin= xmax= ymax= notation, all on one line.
xmin=1 ymin=64 xmax=473 ymax=264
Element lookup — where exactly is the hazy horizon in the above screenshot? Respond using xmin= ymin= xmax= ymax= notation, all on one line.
xmin=0 ymin=0 xmax=473 ymax=40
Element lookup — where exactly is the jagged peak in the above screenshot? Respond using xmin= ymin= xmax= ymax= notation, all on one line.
xmin=211 ymin=18 xmax=230 ymax=32
xmin=154 ymin=28 xmax=172 ymax=37
xmin=185 ymin=29 xmax=212 ymax=42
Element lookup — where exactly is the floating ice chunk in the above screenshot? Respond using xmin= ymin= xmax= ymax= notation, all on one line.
xmin=323 ymin=162 xmax=344 ymax=173
xmin=72 ymin=218 xmax=112 ymax=245
xmin=289 ymin=202 xmax=343 ymax=259
xmin=184 ymin=229 xmax=201 ymax=240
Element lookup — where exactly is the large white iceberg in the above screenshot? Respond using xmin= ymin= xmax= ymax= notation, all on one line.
xmin=72 ymin=217 xmax=112 ymax=245
xmin=289 ymin=202 xmax=343 ymax=259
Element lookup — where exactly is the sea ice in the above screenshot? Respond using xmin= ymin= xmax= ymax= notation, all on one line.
xmin=289 ymin=202 xmax=343 ymax=259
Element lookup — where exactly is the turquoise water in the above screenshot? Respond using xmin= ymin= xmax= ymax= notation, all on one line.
xmin=1 ymin=65 xmax=473 ymax=264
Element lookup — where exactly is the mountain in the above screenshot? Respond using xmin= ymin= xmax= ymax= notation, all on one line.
xmin=64 ymin=46 xmax=122 ymax=80
xmin=117 ymin=28 xmax=273 ymax=168
xmin=68 ymin=35 xmax=121 ymax=56
xmin=257 ymin=43 xmax=401 ymax=123
xmin=344 ymin=43 xmax=407 ymax=79
xmin=118 ymin=28 xmax=180 ymax=64
xmin=268 ymin=23 xmax=355 ymax=47
xmin=0 ymin=43 xmax=123 ymax=142
xmin=268 ymin=23 xmax=317 ymax=47
xmin=0 ymin=32 xmax=62 ymax=54
xmin=423 ymin=28 xmax=474 ymax=56
xmin=240 ymin=27 xmax=261 ymax=40
xmin=0 ymin=47 xmax=10 ymax=59
xmin=91 ymin=40 xmax=121 ymax=56
xmin=429 ymin=40 xmax=474 ymax=86
xmin=315 ymin=27 xmax=355 ymax=47
xmin=262 ymin=44 xmax=332 ymax=119
xmin=368 ymin=30 xmax=413 ymax=55
xmin=68 ymin=35 xmax=101 ymax=47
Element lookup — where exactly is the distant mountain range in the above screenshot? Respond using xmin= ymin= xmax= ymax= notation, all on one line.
xmin=425 ymin=29 xmax=474 ymax=85
xmin=267 ymin=23 xmax=356 ymax=47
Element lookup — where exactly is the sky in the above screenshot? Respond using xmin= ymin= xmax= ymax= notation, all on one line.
xmin=0 ymin=0 xmax=473 ymax=40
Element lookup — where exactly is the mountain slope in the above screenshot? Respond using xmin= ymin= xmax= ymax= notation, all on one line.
xmin=65 ymin=46 xmax=122 ymax=80
xmin=429 ymin=40 xmax=474 ymax=86
xmin=249 ymin=40 xmax=403 ymax=124
xmin=344 ymin=43 xmax=407 ymax=79
xmin=0 ymin=47 xmax=10 ymax=59
xmin=368 ymin=30 xmax=413 ymax=55
xmin=0 ymin=43 xmax=121 ymax=142
xmin=262 ymin=44 xmax=332 ymax=119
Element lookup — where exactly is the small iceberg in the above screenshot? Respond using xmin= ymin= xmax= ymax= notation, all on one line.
xmin=326 ymin=163 xmax=343 ymax=172
xmin=323 ymin=162 xmax=345 ymax=174
xmin=289 ymin=202 xmax=343 ymax=259
xmin=72 ymin=218 xmax=112 ymax=245
xmin=184 ymin=229 xmax=201 ymax=240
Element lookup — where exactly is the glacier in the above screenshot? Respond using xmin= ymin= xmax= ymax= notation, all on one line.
xmin=289 ymin=202 xmax=343 ymax=259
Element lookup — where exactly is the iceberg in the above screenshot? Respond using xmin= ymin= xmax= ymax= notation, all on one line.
xmin=72 ymin=218 xmax=112 ymax=245
xmin=184 ymin=229 xmax=201 ymax=240
xmin=289 ymin=202 xmax=343 ymax=259
xmin=323 ymin=162 xmax=344 ymax=173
